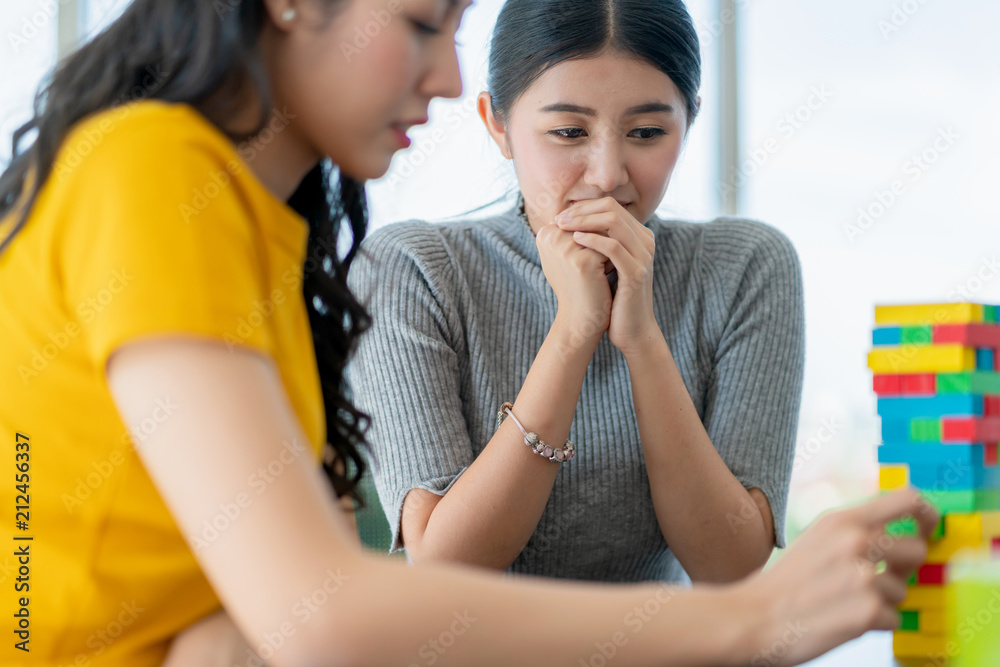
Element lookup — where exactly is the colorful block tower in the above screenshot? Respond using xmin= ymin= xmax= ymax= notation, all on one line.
xmin=867 ymin=302 xmax=1000 ymax=657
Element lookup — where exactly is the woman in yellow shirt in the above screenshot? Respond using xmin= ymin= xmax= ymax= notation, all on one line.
xmin=0 ymin=0 xmax=933 ymax=665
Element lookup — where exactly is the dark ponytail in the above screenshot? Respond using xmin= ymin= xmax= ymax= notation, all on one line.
xmin=487 ymin=0 xmax=702 ymax=126
xmin=0 ymin=0 xmax=370 ymax=501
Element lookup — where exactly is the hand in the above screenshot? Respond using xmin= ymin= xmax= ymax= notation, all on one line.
xmin=163 ymin=609 xmax=264 ymax=667
xmin=734 ymin=488 xmax=937 ymax=666
xmin=535 ymin=213 xmax=613 ymax=347
xmin=554 ymin=197 xmax=658 ymax=355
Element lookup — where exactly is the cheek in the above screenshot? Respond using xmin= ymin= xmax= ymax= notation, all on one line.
xmin=632 ymin=140 xmax=683 ymax=202
xmin=512 ymin=135 xmax=586 ymax=214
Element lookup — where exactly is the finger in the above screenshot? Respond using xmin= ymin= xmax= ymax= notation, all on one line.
xmin=881 ymin=535 xmax=929 ymax=576
xmin=557 ymin=196 xmax=624 ymax=218
xmin=560 ymin=212 xmax=650 ymax=260
xmin=873 ymin=570 xmax=909 ymax=606
xmin=571 ymin=232 xmax=639 ymax=278
xmin=850 ymin=489 xmax=938 ymax=535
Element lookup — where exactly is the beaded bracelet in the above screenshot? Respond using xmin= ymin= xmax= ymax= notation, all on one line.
xmin=495 ymin=402 xmax=576 ymax=463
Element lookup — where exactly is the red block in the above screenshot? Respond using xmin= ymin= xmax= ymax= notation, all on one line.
xmin=934 ymin=324 xmax=1000 ymax=348
xmin=901 ymin=374 xmax=937 ymax=395
xmin=987 ymin=443 xmax=999 ymax=467
xmin=943 ymin=418 xmax=1000 ymax=442
xmin=873 ymin=375 xmax=902 ymax=396
xmin=993 ymin=538 xmax=1000 ymax=554
xmin=986 ymin=396 xmax=1000 ymax=418
xmin=917 ymin=563 xmax=945 ymax=585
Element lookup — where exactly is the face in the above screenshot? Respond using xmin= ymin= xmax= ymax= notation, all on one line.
xmin=482 ymin=50 xmax=692 ymax=231
xmin=265 ymin=0 xmax=470 ymax=180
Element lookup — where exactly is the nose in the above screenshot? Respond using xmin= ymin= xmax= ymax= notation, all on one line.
xmin=420 ymin=37 xmax=464 ymax=101
xmin=583 ymin=136 xmax=629 ymax=193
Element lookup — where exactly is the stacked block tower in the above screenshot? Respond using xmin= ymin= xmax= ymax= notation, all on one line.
xmin=868 ymin=302 xmax=1000 ymax=658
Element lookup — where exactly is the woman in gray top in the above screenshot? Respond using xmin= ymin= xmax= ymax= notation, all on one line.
xmin=347 ymin=0 xmax=804 ymax=584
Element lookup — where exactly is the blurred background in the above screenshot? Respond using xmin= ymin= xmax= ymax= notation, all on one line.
xmin=3 ymin=0 xmax=998 ymax=549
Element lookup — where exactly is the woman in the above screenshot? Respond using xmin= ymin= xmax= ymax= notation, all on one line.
xmin=0 ymin=0 xmax=932 ymax=665
xmin=350 ymin=0 xmax=798 ymax=584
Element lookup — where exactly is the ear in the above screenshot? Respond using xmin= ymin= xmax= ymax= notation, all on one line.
xmin=261 ymin=0 xmax=300 ymax=32
xmin=477 ymin=92 xmax=513 ymax=160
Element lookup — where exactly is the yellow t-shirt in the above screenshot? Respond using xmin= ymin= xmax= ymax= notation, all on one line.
xmin=0 ymin=100 xmax=326 ymax=666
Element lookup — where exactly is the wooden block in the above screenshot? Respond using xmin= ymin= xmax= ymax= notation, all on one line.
xmin=876 ymin=303 xmax=984 ymax=326
xmin=878 ymin=395 xmax=983 ymax=419
xmin=943 ymin=417 xmax=1000 ymax=443
xmin=899 ymin=609 xmax=920 ymax=631
xmin=934 ymin=323 xmax=1000 ymax=348
xmin=878 ymin=443 xmax=984 ymax=466
xmin=937 ymin=372 xmax=1000 ymax=395
xmin=985 ymin=397 xmax=1000 ymax=418
xmin=874 ymin=374 xmax=903 ymax=395
xmin=901 ymin=373 xmax=938 ymax=395
xmin=893 ymin=630 xmax=946 ymax=656
xmin=978 ymin=349 xmax=996 ymax=372
xmin=874 ymin=327 xmax=903 ymax=346
xmin=900 ymin=585 xmax=945 ymax=609
xmin=868 ymin=346 xmax=976 ymax=374
xmin=923 ymin=490 xmax=1000 ymax=517
xmin=917 ymin=563 xmax=945 ymax=585
xmin=921 ymin=610 xmax=944 ymax=634
xmin=986 ymin=443 xmax=999 ymax=466
xmin=880 ymin=465 xmax=909 ymax=491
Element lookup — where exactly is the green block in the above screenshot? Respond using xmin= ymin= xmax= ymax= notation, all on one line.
xmin=900 ymin=609 xmax=920 ymax=631
xmin=922 ymin=490 xmax=1000 ymax=515
xmin=888 ymin=517 xmax=919 ymax=537
xmin=911 ymin=417 xmax=942 ymax=442
xmin=933 ymin=516 xmax=945 ymax=540
xmin=901 ymin=325 xmax=933 ymax=345
xmin=938 ymin=372 xmax=1000 ymax=395
xmin=986 ymin=305 xmax=996 ymax=324
xmin=907 ymin=572 xmax=917 ymax=586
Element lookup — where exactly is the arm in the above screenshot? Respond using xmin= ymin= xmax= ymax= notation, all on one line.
xmin=107 ymin=336 xmax=740 ymax=667
xmin=403 ymin=312 xmax=598 ymax=569
xmin=350 ymin=224 xmax=610 ymax=570
xmin=624 ymin=335 xmax=774 ymax=582
xmin=559 ymin=201 xmax=801 ymax=583
xmin=107 ymin=335 xmax=935 ymax=667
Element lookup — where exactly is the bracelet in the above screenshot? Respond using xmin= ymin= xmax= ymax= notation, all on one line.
xmin=495 ymin=402 xmax=576 ymax=463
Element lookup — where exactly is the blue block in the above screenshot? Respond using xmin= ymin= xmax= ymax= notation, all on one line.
xmin=907 ymin=463 xmax=1000 ymax=491
xmin=877 ymin=395 xmax=983 ymax=419
xmin=881 ymin=419 xmax=918 ymax=444
xmin=878 ymin=443 xmax=984 ymax=466
xmin=873 ymin=327 xmax=902 ymax=346
xmin=978 ymin=348 xmax=995 ymax=372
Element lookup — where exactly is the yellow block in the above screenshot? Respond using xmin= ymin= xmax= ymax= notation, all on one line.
xmin=901 ymin=585 xmax=946 ymax=610
xmin=927 ymin=530 xmax=984 ymax=564
xmin=876 ymin=303 xmax=984 ymax=326
xmin=867 ymin=345 xmax=976 ymax=374
xmin=880 ymin=465 xmax=909 ymax=491
xmin=922 ymin=610 xmax=944 ymax=634
xmin=893 ymin=630 xmax=946 ymax=656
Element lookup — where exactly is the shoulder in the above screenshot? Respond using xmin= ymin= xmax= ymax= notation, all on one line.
xmin=652 ymin=215 xmax=800 ymax=280
xmin=52 ymin=100 xmax=238 ymax=188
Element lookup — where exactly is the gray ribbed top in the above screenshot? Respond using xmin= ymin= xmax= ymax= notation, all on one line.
xmin=345 ymin=202 xmax=804 ymax=583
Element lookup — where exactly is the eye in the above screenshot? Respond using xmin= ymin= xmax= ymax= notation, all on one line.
xmin=549 ymin=128 xmax=587 ymax=140
xmin=629 ymin=127 xmax=667 ymax=140
xmin=409 ymin=18 xmax=442 ymax=36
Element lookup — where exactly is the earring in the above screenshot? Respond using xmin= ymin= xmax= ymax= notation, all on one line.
xmin=281 ymin=8 xmax=296 ymax=21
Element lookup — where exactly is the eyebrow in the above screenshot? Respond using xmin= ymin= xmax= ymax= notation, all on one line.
xmin=540 ymin=102 xmax=675 ymax=117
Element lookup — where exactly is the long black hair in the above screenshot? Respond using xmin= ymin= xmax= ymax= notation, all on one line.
xmin=488 ymin=0 xmax=702 ymax=125
xmin=0 ymin=0 xmax=370 ymax=501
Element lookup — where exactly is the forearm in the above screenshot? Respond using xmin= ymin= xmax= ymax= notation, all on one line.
xmin=411 ymin=315 xmax=598 ymax=568
xmin=626 ymin=336 xmax=773 ymax=583
xmin=292 ymin=552 xmax=757 ymax=667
